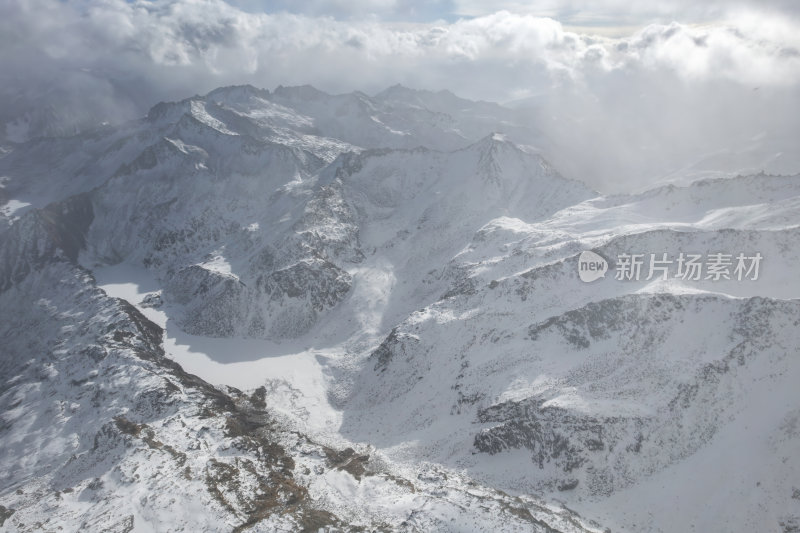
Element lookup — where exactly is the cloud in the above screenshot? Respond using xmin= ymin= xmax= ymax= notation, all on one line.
xmin=225 ymin=0 xmax=458 ymax=22
xmin=1 ymin=0 xmax=798 ymax=190
xmin=451 ymin=0 xmax=800 ymax=27
xmin=4 ymin=1 xmax=798 ymax=94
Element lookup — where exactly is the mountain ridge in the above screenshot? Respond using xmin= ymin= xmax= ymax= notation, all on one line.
xmin=1 ymin=84 xmax=799 ymax=532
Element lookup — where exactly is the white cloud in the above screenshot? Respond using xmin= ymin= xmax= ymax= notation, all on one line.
xmin=1 ymin=0 xmax=798 ymax=189
xmin=4 ymin=1 xmax=798 ymax=97
xmin=451 ymin=0 xmax=800 ymax=27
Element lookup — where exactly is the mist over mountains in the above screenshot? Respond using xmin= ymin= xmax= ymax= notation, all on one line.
xmin=3 ymin=0 xmax=800 ymax=191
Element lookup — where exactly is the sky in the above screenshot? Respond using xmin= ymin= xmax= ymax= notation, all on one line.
xmin=1 ymin=0 xmax=799 ymax=188
xmin=215 ymin=0 xmax=800 ymax=24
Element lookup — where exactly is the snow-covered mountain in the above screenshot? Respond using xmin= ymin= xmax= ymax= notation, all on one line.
xmin=340 ymin=172 xmax=800 ymax=530
xmin=1 ymin=84 xmax=798 ymax=532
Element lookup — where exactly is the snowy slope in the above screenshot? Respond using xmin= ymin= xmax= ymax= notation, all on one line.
xmin=1 ymin=84 xmax=799 ymax=532
xmin=341 ymin=172 xmax=800 ymax=532
xmin=0 ymin=161 xmax=602 ymax=532
xmin=0 ymin=260 xmax=605 ymax=532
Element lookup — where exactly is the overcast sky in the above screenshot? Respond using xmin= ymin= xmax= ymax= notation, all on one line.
xmin=225 ymin=0 xmax=800 ymax=27
xmin=4 ymin=0 xmax=799 ymax=100
xmin=1 ymin=0 xmax=799 ymax=188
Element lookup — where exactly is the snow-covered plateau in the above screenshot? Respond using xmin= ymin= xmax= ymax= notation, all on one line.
xmin=1 ymin=84 xmax=798 ymax=532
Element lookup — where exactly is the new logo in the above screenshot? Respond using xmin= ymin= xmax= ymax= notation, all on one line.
xmin=578 ymin=250 xmax=608 ymax=282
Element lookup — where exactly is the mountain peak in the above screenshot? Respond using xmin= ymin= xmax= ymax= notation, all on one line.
xmin=273 ymin=84 xmax=329 ymax=101
xmin=145 ymin=98 xmax=196 ymax=124
xmin=374 ymin=84 xmax=463 ymax=107
xmin=375 ymin=83 xmax=416 ymax=98
xmin=468 ymin=131 xmax=514 ymax=152
xmin=206 ymin=84 xmax=270 ymax=103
